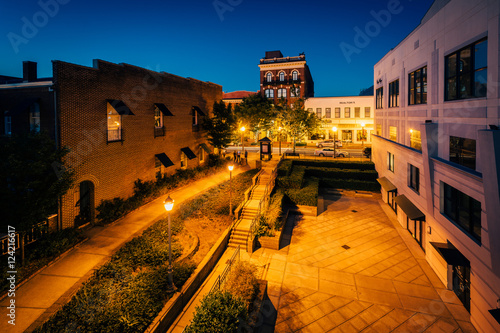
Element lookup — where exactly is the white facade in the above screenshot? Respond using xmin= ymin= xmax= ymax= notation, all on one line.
xmin=373 ymin=0 xmax=500 ymax=332
xmin=305 ymin=96 xmax=374 ymax=144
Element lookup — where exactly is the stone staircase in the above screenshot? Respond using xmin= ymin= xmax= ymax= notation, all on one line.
xmin=228 ymin=161 xmax=278 ymax=249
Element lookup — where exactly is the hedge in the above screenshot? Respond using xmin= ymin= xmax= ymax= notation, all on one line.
xmin=293 ymin=160 xmax=376 ymax=170
xmin=320 ymin=178 xmax=381 ymax=191
xmin=305 ymin=167 xmax=379 ymax=181
xmin=286 ymin=177 xmax=319 ymax=206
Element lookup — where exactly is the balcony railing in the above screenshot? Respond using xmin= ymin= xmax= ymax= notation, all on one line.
xmin=154 ymin=126 xmax=165 ymax=138
xmin=262 ymin=78 xmax=301 ymax=86
xmin=260 ymin=54 xmax=306 ymax=64
xmin=107 ymin=128 xmax=122 ymax=142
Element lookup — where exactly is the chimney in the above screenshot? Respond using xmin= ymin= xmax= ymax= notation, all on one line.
xmin=23 ymin=61 xmax=37 ymax=82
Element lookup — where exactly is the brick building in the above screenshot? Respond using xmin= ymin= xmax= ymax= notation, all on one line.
xmin=259 ymin=50 xmax=314 ymax=104
xmin=1 ymin=60 xmax=222 ymax=229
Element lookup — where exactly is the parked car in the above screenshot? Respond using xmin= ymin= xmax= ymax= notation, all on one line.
xmin=314 ymin=148 xmax=349 ymax=157
xmin=316 ymin=140 xmax=342 ymax=148
xmin=363 ymin=147 xmax=372 ymax=158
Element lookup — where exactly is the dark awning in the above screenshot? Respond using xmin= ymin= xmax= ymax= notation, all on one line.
xmin=6 ymin=98 xmax=39 ymax=115
xmin=431 ymin=242 xmax=470 ymax=267
xmin=192 ymin=106 xmax=205 ymax=116
xmin=200 ymin=143 xmax=211 ymax=154
xmin=181 ymin=147 xmax=197 ymax=160
xmin=259 ymin=136 xmax=272 ymax=142
xmin=155 ymin=153 xmax=174 ymax=168
xmin=377 ymin=177 xmax=397 ymax=192
xmin=107 ymin=99 xmax=134 ymax=115
xmin=488 ymin=309 xmax=500 ymax=325
xmin=394 ymin=195 xmax=425 ymax=221
xmin=154 ymin=103 xmax=173 ymax=116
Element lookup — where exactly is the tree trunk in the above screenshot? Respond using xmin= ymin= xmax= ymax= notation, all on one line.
xmin=293 ymin=137 xmax=296 ymax=154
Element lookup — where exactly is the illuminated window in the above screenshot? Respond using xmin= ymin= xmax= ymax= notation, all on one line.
xmin=180 ymin=152 xmax=187 ymax=169
xmin=292 ymin=71 xmax=298 ymax=81
xmin=365 ymin=107 xmax=371 ymax=118
xmin=389 ymin=126 xmax=397 ymax=141
xmin=410 ymin=129 xmax=421 ymax=151
xmin=354 ymin=107 xmax=360 ymax=118
xmin=344 ymin=107 xmax=350 ymax=118
xmin=107 ymin=108 xmax=122 ymax=142
xmin=445 ymin=38 xmax=487 ymax=100
xmin=265 ymin=89 xmax=274 ymax=98
xmin=316 ymin=108 xmax=322 ymax=118
xmin=29 ymin=103 xmax=40 ymax=132
xmin=279 ymin=71 xmax=285 ymax=82
xmin=335 ymin=107 xmax=340 ymax=118
xmin=290 ymin=86 xmax=300 ymax=97
xmin=154 ymin=107 xmax=163 ymax=128
xmin=325 ymin=108 xmax=331 ymax=118
xmin=408 ymin=67 xmax=427 ymax=105
xmin=277 ymin=88 xmax=287 ymax=98
xmin=266 ymin=72 xmax=272 ymax=82
xmin=389 ymin=79 xmax=399 ymax=107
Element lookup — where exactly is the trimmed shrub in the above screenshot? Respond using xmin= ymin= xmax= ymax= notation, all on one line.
xmin=320 ymin=178 xmax=381 ymax=191
xmin=293 ymin=160 xmax=376 ymax=170
xmin=224 ymin=261 xmax=259 ymax=310
xmin=305 ymin=167 xmax=378 ymax=181
xmin=184 ymin=291 xmax=247 ymax=333
xmin=277 ymin=159 xmax=293 ymax=177
xmin=286 ymin=177 xmax=319 ymax=206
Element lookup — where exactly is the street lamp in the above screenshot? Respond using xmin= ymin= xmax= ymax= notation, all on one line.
xmin=240 ymin=126 xmax=245 ymax=162
xmin=163 ymin=195 xmax=176 ymax=292
xmin=228 ymin=165 xmax=234 ymax=217
xmin=361 ymin=123 xmax=366 ymax=148
xmin=332 ymin=126 xmax=337 ymax=158
xmin=278 ymin=126 xmax=282 ymax=156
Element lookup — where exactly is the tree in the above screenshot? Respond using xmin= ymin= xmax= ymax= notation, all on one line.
xmin=204 ymin=101 xmax=235 ymax=155
xmin=0 ymin=132 xmax=74 ymax=261
xmin=234 ymin=92 xmax=275 ymax=140
xmin=276 ymin=99 xmax=322 ymax=153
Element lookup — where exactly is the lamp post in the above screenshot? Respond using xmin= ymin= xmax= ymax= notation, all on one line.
xmin=278 ymin=126 xmax=282 ymax=156
xmin=163 ymin=195 xmax=176 ymax=292
xmin=361 ymin=123 xmax=366 ymax=148
xmin=228 ymin=165 xmax=234 ymax=217
xmin=332 ymin=126 xmax=337 ymax=158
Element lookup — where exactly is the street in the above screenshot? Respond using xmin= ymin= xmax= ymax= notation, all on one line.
xmin=225 ymin=145 xmax=369 ymax=158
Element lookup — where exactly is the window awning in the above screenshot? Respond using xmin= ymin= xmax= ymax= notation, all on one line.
xmin=488 ymin=309 xmax=500 ymax=325
xmin=6 ymin=98 xmax=39 ymax=115
xmin=377 ymin=177 xmax=397 ymax=192
xmin=192 ymin=106 xmax=205 ymax=116
xmin=154 ymin=103 xmax=173 ymax=116
xmin=431 ymin=242 xmax=470 ymax=267
xmin=394 ymin=195 xmax=425 ymax=221
xmin=107 ymin=99 xmax=134 ymax=115
xmin=181 ymin=147 xmax=197 ymax=160
xmin=155 ymin=153 xmax=174 ymax=168
xmin=200 ymin=143 xmax=211 ymax=154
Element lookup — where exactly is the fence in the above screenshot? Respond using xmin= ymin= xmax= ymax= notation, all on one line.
xmin=0 ymin=220 xmax=49 ymax=256
xmin=209 ymin=245 xmax=240 ymax=294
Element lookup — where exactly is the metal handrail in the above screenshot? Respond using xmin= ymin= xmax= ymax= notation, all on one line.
xmin=209 ymin=245 xmax=240 ymax=294
xmin=0 ymin=220 xmax=49 ymax=256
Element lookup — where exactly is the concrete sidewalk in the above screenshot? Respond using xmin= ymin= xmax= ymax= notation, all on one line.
xmin=0 ymin=164 xmax=250 ymax=333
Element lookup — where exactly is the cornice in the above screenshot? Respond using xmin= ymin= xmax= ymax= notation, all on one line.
xmin=258 ymin=61 xmax=306 ymax=70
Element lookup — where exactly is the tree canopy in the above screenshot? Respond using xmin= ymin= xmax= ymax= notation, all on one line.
xmin=233 ymin=92 xmax=275 ymax=135
xmin=203 ymin=101 xmax=235 ymax=153
xmin=0 ymin=132 xmax=74 ymax=232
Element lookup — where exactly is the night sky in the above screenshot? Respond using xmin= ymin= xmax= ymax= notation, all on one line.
xmin=1 ymin=0 xmax=434 ymax=96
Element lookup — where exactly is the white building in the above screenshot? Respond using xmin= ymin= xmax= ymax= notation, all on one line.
xmin=373 ymin=0 xmax=500 ymax=331
xmin=305 ymin=96 xmax=374 ymax=144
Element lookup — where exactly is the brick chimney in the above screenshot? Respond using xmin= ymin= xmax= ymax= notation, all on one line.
xmin=23 ymin=61 xmax=37 ymax=82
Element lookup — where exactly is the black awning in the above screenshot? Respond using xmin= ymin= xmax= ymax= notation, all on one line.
xmin=200 ymin=143 xmax=211 ymax=154
xmin=181 ymin=147 xmax=197 ymax=160
xmin=107 ymin=99 xmax=134 ymax=115
xmin=394 ymin=195 xmax=425 ymax=221
xmin=192 ymin=106 xmax=205 ymax=116
xmin=259 ymin=136 xmax=272 ymax=142
xmin=377 ymin=177 xmax=397 ymax=192
xmin=154 ymin=103 xmax=173 ymax=116
xmin=6 ymin=98 xmax=39 ymax=115
xmin=155 ymin=153 xmax=174 ymax=168
xmin=431 ymin=242 xmax=470 ymax=267
xmin=488 ymin=309 xmax=500 ymax=325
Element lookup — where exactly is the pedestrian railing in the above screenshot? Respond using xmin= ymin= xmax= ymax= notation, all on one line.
xmin=209 ymin=245 xmax=240 ymax=294
xmin=0 ymin=220 xmax=49 ymax=256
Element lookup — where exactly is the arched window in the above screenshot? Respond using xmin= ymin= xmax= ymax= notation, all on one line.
xmin=292 ymin=71 xmax=298 ymax=81
xmin=266 ymin=72 xmax=272 ymax=82
xmin=279 ymin=72 xmax=285 ymax=82
xmin=29 ymin=103 xmax=40 ymax=132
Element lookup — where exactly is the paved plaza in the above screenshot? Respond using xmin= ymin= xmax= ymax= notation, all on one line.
xmin=245 ymin=195 xmax=477 ymax=333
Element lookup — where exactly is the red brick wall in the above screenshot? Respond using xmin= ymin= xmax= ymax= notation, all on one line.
xmin=54 ymin=60 xmax=222 ymax=228
xmin=259 ymin=64 xmax=314 ymax=104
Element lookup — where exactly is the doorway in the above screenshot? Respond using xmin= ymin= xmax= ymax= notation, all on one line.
xmin=75 ymin=181 xmax=94 ymax=227
xmin=453 ymin=265 xmax=471 ymax=312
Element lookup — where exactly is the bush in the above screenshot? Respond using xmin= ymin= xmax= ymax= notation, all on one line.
xmin=224 ymin=261 xmax=259 ymax=310
xmin=293 ymin=160 xmax=376 ymax=170
xmin=277 ymin=159 xmax=293 ymax=177
xmin=305 ymin=167 xmax=379 ymax=181
xmin=184 ymin=291 xmax=247 ymax=333
xmin=320 ymin=178 xmax=381 ymax=191
xmin=286 ymin=177 xmax=319 ymax=206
